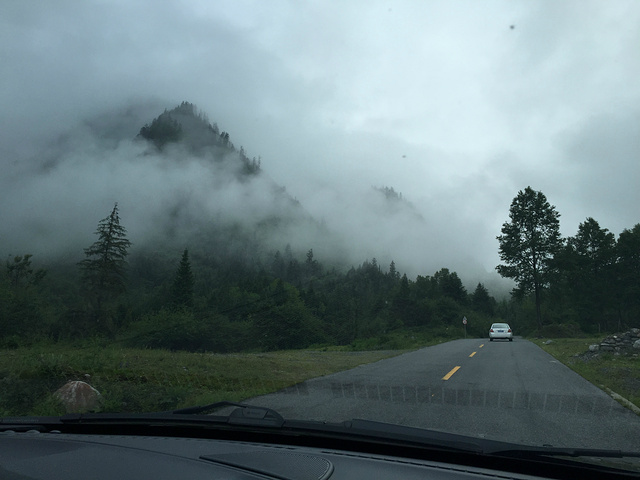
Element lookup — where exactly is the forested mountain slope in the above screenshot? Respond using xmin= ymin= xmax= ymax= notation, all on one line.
xmin=5 ymin=102 xmax=495 ymax=350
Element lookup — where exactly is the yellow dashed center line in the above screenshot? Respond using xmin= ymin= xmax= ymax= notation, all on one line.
xmin=443 ymin=345 xmax=483 ymax=381
xmin=442 ymin=366 xmax=461 ymax=380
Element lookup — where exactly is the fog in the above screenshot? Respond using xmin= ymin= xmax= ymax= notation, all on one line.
xmin=2 ymin=1 xmax=639 ymax=293
xmin=1 ymin=103 xmax=486 ymax=283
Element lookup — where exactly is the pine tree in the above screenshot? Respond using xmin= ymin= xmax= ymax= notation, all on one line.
xmin=305 ymin=249 xmax=320 ymax=278
xmin=388 ymin=260 xmax=400 ymax=281
xmin=78 ymin=203 xmax=132 ymax=320
xmin=471 ymin=283 xmax=494 ymax=316
xmin=171 ymin=249 xmax=195 ymax=308
xmin=6 ymin=254 xmax=46 ymax=288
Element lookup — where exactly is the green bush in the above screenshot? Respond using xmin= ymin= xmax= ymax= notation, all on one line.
xmin=122 ymin=309 xmax=254 ymax=352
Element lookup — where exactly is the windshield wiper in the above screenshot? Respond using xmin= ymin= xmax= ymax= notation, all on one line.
xmin=0 ymin=402 xmax=286 ymax=433
xmin=0 ymin=404 xmax=488 ymax=454
xmin=487 ymin=444 xmax=640 ymax=460
xmin=3 ymin=404 xmax=639 ymax=463
xmin=167 ymin=401 xmax=285 ymax=427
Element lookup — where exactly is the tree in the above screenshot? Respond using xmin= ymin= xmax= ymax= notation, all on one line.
xmin=391 ymin=273 xmax=414 ymax=326
xmin=388 ymin=260 xmax=400 ymax=281
xmin=171 ymin=249 xmax=195 ymax=309
xmin=138 ymin=113 xmax=182 ymax=149
xmin=271 ymin=250 xmax=285 ymax=278
xmin=305 ymin=249 xmax=320 ymax=278
xmin=78 ymin=203 xmax=132 ymax=322
xmin=616 ymin=224 xmax=640 ymax=323
xmin=471 ymin=283 xmax=494 ymax=316
xmin=496 ymin=187 xmax=562 ymax=330
xmin=6 ymin=254 xmax=46 ymax=288
xmin=2 ymin=254 xmax=47 ymax=339
xmin=433 ymin=268 xmax=467 ymax=304
xmin=562 ymin=218 xmax=616 ymax=330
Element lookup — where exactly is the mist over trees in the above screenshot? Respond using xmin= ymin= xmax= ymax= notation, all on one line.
xmin=3 ymin=187 xmax=636 ymax=351
xmin=0 ymin=203 xmax=500 ymax=351
xmin=1 ymin=104 xmax=638 ymax=351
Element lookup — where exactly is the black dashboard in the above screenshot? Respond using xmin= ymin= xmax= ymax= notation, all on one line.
xmin=0 ymin=431 xmax=615 ymax=480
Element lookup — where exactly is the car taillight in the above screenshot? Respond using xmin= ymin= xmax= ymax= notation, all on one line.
xmin=508 ymin=329 xmax=512 ymax=332
xmin=490 ymin=329 xmax=494 ymax=332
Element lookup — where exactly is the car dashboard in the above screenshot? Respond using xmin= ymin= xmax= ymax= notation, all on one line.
xmin=0 ymin=430 xmax=632 ymax=480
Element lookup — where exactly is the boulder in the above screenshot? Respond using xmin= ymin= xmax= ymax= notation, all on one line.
xmin=54 ymin=380 xmax=102 ymax=413
xmin=588 ymin=344 xmax=599 ymax=352
xmin=634 ymin=339 xmax=640 ymax=350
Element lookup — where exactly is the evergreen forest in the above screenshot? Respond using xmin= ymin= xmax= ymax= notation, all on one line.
xmin=1 ymin=103 xmax=638 ymax=352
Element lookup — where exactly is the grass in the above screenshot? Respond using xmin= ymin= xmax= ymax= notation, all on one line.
xmin=0 ymin=343 xmax=404 ymax=416
xmin=532 ymin=337 xmax=640 ymax=412
xmin=0 ymin=328 xmax=477 ymax=416
xmin=347 ymin=327 xmax=466 ymax=351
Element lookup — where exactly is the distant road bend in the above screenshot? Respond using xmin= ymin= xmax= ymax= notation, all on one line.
xmin=249 ymin=338 xmax=640 ymax=450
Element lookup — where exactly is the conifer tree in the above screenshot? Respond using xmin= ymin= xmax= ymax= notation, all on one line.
xmin=79 ymin=203 xmax=131 ymax=320
xmin=171 ymin=249 xmax=195 ymax=308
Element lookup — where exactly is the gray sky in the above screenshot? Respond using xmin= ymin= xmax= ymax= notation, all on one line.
xmin=1 ymin=0 xmax=639 ymax=291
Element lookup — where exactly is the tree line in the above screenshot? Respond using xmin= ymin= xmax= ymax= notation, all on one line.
xmin=2 ymin=188 xmax=637 ymax=351
xmin=496 ymin=186 xmax=639 ymax=335
xmin=1 ymin=204 xmax=499 ymax=351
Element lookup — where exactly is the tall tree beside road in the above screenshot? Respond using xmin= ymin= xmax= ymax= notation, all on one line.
xmin=496 ymin=187 xmax=562 ymax=330
xmin=78 ymin=203 xmax=132 ymax=326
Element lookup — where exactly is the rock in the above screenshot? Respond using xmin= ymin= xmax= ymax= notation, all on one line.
xmin=633 ymin=339 xmax=640 ymax=350
xmin=543 ymin=340 xmax=553 ymax=345
xmin=588 ymin=344 xmax=600 ymax=352
xmin=54 ymin=380 xmax=102 ymax=413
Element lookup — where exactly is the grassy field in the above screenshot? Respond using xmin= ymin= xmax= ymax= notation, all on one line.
xmin=0 ymin=328 xmax=467 ymax=416
xmin=0 ymin=342 xmax=408 ymax=416
xmin=532 ymin=337 xmax=640 ymax=413
xmin=7 ymin=332 xmax=632 ymax=418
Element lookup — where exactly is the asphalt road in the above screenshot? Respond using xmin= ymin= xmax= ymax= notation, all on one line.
xmin=248 ymin=338 xmax=640 ymax=450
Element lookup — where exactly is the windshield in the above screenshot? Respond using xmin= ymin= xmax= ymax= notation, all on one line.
xmin=1 ymin=0 xmax=639 ymax=469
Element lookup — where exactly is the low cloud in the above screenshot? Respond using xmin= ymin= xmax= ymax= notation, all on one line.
xmin=0 ymin=103 xmax=505 ymax=291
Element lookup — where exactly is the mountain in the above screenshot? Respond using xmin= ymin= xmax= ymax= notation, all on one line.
xmin=5 ymin=99 xmax=447 ymax=282
xmin=131 ymin=102 xmax=337 ymax=269
xmin=137 ymin=101 xmax=260 ymax=175
xmin=372 ymin=186 xmax=425 ymax=222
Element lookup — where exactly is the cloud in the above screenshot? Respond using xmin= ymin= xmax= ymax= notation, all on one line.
xmin=1 ymin=0 xmax=639 ymax=295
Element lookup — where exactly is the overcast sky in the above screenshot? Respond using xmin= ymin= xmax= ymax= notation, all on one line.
xmin=1 ymin=0 xmax=639 ymax=290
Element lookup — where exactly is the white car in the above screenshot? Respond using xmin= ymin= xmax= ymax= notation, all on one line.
xmin=489 ymin=323 xmax=513 ymax=341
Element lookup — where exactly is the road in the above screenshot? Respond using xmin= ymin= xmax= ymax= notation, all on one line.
xmin=248 ymin=338 xmax=640 ymax=450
